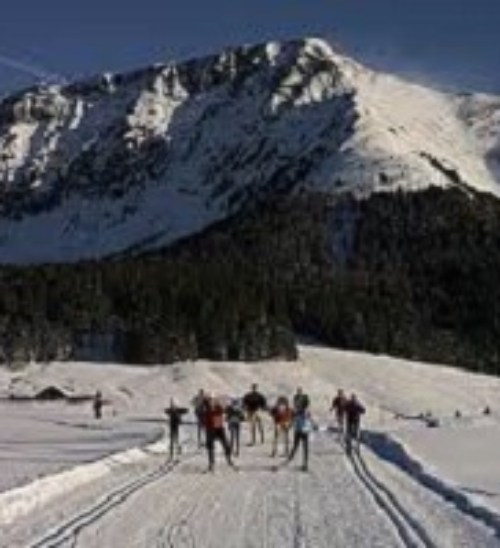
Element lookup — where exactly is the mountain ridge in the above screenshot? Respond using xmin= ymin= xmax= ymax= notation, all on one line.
xmin=0 ymin=37 xmax=499 ymax=263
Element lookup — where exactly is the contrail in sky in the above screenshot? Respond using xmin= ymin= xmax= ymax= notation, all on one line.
xmin=0 ymin=53 xmax=66 ymax=84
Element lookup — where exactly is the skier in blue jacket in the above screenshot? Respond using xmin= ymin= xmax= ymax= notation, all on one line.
xmin=286 ymin=406 xmax=314 ymax=472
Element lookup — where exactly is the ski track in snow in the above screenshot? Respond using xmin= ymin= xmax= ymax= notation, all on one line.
xmin=2 ymin=347 xmax=500 ymax=547
xmin=345 ymin=445 xmax=435 ymax=548
xmin=3 ymin=431 xmax=498 ymax=547
xmin=359 ymin=432 xmax=500 ymax=547
xmin=26 ymin=459 xmax=187 ymax=548
xmin=341 ymin=435 xmax=499 ymax=548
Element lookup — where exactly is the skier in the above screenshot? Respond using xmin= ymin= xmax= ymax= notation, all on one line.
xmin=286 ymin=406 xmax=314 ymax=472
xmin=242 ymin=383 xmax=267 ymax=445
xmin=93 ymin=390 xmax=104 ymax=419
xmin=330 ymin=389 xmax=347 ymax=438
xmin=165 ymin=399 xmax=189 ymax=461
xmin=344 ymin=393 xmax=365 ymax=454
xmin=192 ymin=389 xmax=208 ymax=448
xmin=293 ymin=387 xmax=310 ymax=412
xmin=204 ymin=395 xmax=237 ymax=472
xmin=270 ymin=396 xmax=293 ymax=457
xmin=226 ymin=398 xmax=245 ymax=457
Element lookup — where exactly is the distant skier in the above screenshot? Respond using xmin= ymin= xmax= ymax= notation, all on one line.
xmin=192 ymin=389 xmax=208 ymax=448
xmin=344 ymin=393 xmax=365 ymax=454
xmin=270 ymin=396 xmax=293 ymax=457
xmin=293 ymin=387 xmax=310 ymax=412
xmin=330 ymin=389 xmax=348 ymax=437
xmin=286 ymin=407 xmax=314 ymax=472
xmin=93 ymin=390 xmax=104 ymax=419
xmin=226 ymin=398 xmax=245 ymax=457
xmin=165 ymin=399 xmax=189 ymax=461
xmin=204 ymin=395 xmax=237 ymax=472
xmin=242 ymin=384 xmax=267 ymax=445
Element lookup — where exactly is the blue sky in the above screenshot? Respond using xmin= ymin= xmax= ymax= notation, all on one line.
xmin=0 ymin=0 xmax=499 ymax=94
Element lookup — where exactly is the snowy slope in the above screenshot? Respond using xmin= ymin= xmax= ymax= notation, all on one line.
xmin=2 ymin=347 xmax=500 ymax=500
xmin=457 ymin=93 xmax=500 ymax=181
xmin=1 ymin=347 xmax=500 ymax=547
xmin=0 ymin=37 xmax=499 ymax=263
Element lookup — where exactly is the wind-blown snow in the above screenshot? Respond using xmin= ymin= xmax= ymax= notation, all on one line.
xmin=0 ymin=38 xmax=499 ymax=264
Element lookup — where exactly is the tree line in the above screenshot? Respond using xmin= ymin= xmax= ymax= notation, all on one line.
xmin=0 ymin=186 xmax=499 ymax=375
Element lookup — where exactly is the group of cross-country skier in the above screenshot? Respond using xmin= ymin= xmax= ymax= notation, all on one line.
xmin=164 ymin=384 xmax=365 ymax=472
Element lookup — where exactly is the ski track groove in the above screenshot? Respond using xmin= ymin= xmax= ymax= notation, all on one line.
xmin=237 ymin=481 xmax=259 ymax=548
xmin=292 ymin=472 xmax=307 ymax=548
xmin=168 ymin=469 xmax=234 ymax=547
xmin=76 ymin=447 xmax=249 ymax=548
xmin=334 ymin=428 xmax=433 ymax=548
xmin=296 ymin=435 xmax=405 ymax=548
xmin=358 ymin=438 xmax=500 ymax=548
xmin=355 ymin=449 xmax=437 ymax=548
xmin=307 ymin=457 xmax=355 ymax=548
xmin=155 ymin=450 xmax=243 ymax=548
xmin=11 ymin=429 xmax=499 ymax=548
xmin=77 ymin=450 xmax=209 ymax=548
xmin=265 ymin=474 xmax=296 ymax=548
xmin=27 ymin=450 xmax=198 ymax=548
xmin=139 ymin=452 xmax=213 ymax=548
xmin=30 ymin=465 xmax=172 ymax=548
xmin=218 ymin=448 xmax=267 ymax=548
xmin=159 ymin=476 xmax=209 ymax=548
xmin=347 ymin=447 xmax=430 ymax=548
xmin=147 ymin=469 xmax=202 ymax=548
xmin=261 ymin=477 xmax=269 ymax=548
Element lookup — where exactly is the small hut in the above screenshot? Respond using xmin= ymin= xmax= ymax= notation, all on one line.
xmin=34 ymin=385 xmax=69 ymax=401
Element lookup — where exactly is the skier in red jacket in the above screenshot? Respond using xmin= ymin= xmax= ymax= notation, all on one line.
xmin=204 ymin=395 xmax=237 ymax=472
xmin=270 ymin=396 xmax=293 ymax=457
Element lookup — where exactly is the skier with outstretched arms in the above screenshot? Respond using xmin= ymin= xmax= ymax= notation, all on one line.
xmin=165 ymin=399 xmax=188 ymax=461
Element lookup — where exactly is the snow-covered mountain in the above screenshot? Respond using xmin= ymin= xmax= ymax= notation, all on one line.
xmin=456 ymin=93 xmax=500 ymax=181
xmin=0 ymin=37 xmax=499 ymax=264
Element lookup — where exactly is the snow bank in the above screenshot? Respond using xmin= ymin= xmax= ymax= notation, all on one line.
xmin=363 ymin=429 xmax=500 ymax=535
xmin=0 ymin=437 xmax=166 ymax=527
xmin=2 ymin=345 xmax=500 ymax=531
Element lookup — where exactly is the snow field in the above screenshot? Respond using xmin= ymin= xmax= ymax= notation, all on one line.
xmin=1 ymin=346 xmax=500 ymax=546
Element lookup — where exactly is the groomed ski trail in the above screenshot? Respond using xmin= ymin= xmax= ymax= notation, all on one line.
xmin=344 ymin=442 xmax=435 ymax=548
xmin=2 ymin=429 xmax=500 ymax=548
xmin=336 ymin=434 xmax=499 ymax=548
xmin=25 ymin=452 xmax=199 ymax=548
